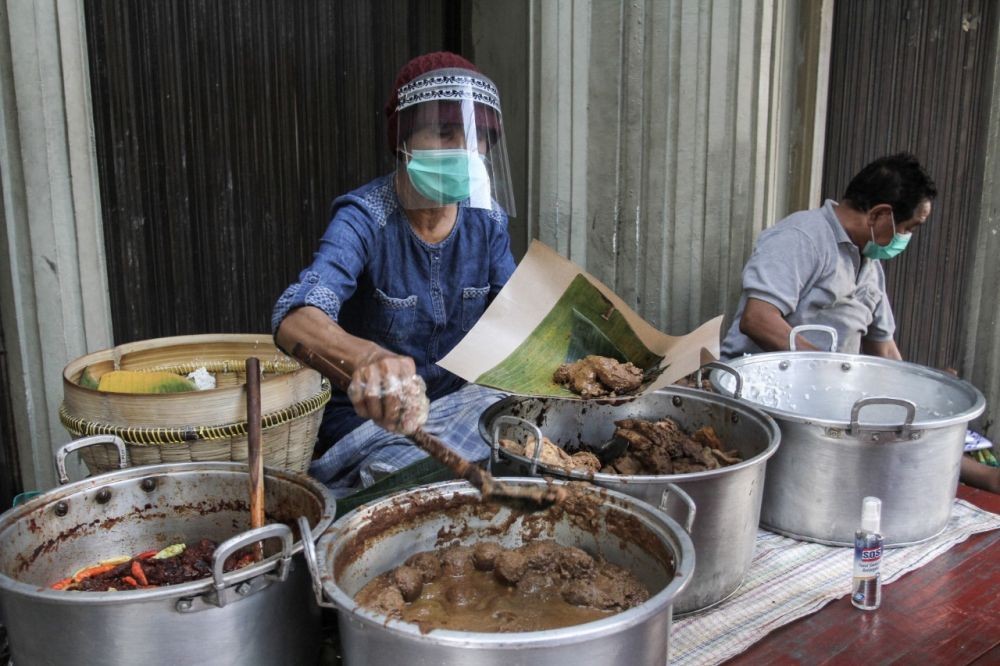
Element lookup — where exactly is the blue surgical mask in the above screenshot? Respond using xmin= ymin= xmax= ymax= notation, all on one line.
xmin=862 ymin=212 xmax=911 ymax=260
xmin=404 ymin=148 xmax=490 ymax=205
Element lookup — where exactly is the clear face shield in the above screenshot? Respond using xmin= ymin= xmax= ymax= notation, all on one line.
xmin=394 ymin=68 xmax=516 ymax=216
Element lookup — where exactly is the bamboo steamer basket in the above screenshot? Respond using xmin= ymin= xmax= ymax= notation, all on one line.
xmin=60 ymin=334 xmax=331 ymax=475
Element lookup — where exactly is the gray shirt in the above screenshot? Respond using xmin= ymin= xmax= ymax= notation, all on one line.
xmin=721 ymin=199 xmax=895 ymax=358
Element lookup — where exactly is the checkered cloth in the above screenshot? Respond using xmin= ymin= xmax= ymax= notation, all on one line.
xmin=669 ymin=498 xmax=1000 ymax=665
xmin=308 ymin=384 xmax=505 ymax=497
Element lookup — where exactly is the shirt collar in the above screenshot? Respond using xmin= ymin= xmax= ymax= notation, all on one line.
xmin=822 ymin=199 xmax=854 ymax=246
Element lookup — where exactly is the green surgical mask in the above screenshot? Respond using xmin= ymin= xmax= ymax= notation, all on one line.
xmin=862 ymin=213 xmax=911 ymax=260
xmin=404 ymin=148 xmax=490 ymax=204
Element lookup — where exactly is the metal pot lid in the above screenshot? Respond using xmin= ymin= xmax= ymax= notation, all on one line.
xmin=711 ymin=351 xmax=986 ymax=429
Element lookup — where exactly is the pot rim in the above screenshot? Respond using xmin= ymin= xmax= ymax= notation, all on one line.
xmin=480 ymin=386 xmax=782 ymax=483
xmin=316 ymin=478 xmax=695 ymax=646
xmin=711 ymin=351 xmax=986 ymax=429
xmin=0 ymin=461 xmax=336 ymax=604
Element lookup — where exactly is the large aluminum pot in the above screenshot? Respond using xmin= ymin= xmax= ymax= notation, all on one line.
xmin=0 ymin=436 xmax=335 ymax=665
xmin=479 ymin=383 xmax=780 ymax=615
xmin=300 ymin=478 xmax=695 ymax=666
xmin=711 ymin=326 xmax=986 ymax=546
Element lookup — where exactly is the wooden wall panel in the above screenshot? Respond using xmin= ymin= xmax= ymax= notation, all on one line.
xmin=85 ymin=0 xmax=462 ymax=342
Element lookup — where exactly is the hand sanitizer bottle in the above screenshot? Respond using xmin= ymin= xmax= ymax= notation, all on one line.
xmin=851 ymin=496 xmax=883 ymax=610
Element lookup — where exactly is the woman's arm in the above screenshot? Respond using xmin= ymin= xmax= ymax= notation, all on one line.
xmin=276 ymin=305 xmax=426 ymax=433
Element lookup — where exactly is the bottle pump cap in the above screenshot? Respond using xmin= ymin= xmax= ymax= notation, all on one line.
xmin=861 ymin=496 xmax=881 ymax=534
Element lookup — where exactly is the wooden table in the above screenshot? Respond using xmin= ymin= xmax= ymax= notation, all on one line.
xmin=727 ymin=484 xmax=1000 ymax=665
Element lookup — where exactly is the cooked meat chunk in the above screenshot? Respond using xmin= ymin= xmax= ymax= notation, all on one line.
xmin=440 ymin=545 xmax=475 ymax=577
xmin=561 ymin=561 xmax=649 ymax=611
xmin=392 ymin=565 xmax=424 ymax=602
xmin=472 ymin=542 xmax=502 ymax=571
xmin=405 ymin=551 xmax=443 ymax=582
xmin=554 ymin=356 xmax=643 ymax=398
xmin=356 ymin=540 xmax=651 ymax=633
xmin=519 ymin=540 xmax=560 ymax=569
xmin=517 ymin=571 xmax=557 ymax=595
xmin=600 ymin=419 xmax=742 ymax=475
xmin=355 ymin=574 xmax=406 ymax=617
xmin=500 ymin=436 xmax=602 ymax=474
xmin=556 ymin=546 xmax=595 ymax=578
xmin=591 ymin=356 xmax=644 ymax=393
xmin=494 ymin=550 xmax=528 ymax=585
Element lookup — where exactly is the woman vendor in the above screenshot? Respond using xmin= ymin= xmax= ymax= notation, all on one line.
xmin=272 ymin=52 xmax=517 ymax=495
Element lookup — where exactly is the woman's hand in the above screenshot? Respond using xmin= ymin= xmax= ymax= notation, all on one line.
xmin=347 ymin=352 xmax=430 ymax=434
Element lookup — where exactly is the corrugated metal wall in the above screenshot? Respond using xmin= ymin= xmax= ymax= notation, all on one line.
xmin=85 ymin=0 xmax=462 ymax=343
xmin=821 ymin=0 xmax=998 ymax=370
xmin=529 ymin=0 xmax=822 ymax=336
xmin=961 ymin=9 xmax=1000 ymax=434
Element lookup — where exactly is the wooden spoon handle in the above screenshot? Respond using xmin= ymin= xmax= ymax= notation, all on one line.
xmin=246 ymin=357 xmax=265 ymax=560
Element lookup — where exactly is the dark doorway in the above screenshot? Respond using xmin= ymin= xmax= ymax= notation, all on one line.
xmin=821 ymin=0 xmax=998 ymax=369
xmin=0 ymin=316 xmax=22 ymax=509
xmin=85 ymin=0 xmax=465 ymax=343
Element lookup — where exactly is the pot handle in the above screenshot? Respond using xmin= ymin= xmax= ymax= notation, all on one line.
xmin=697 ymin=361 xmax=742 ymax=399
xmin=211 ymin=523 xmax=293 ymax=608
xmin=490 ymin=415 xmax=546 ymax=476
xmin=849 ymin=397 xmax=917 ymax=438
xmin=55 ymin=435 xmax=129 ymax=484
xmin=789 ymin=324 xmax=838 ymax=352
xmin=659 ymin=483 xmax=696 ymax=534
xmin=297 ymin=516 xmax=337 ymax=609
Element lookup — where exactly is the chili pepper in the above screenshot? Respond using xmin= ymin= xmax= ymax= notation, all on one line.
xmin=73 ymin=562 xmax=118 ymax=582
xmin=135 ymin=549 xmax=158 ymax=560
xmin=51 ymin=577 xmax=74 ymax=590
xmin=130 ymin=560 xmax=149 ymax=587
xmin=122 ymin=576 xmax=139 ymax=587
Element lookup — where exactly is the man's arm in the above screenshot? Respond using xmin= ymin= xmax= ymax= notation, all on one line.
xmin=740 ymin=298 xmax=819 ymax=352
xmin=861 ymin=338 xmax=902 ymax=360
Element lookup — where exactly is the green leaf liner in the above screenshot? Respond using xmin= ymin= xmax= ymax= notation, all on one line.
xmin=475 ymin=274 xmax=665 ymax=396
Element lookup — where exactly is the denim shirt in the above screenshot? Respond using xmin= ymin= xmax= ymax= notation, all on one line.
xmin=272 ymin=173 xmax=516 ymax=449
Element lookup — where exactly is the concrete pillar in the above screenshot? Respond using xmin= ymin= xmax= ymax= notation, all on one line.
xmin=0 ymin=0 xmax=112 ymax=490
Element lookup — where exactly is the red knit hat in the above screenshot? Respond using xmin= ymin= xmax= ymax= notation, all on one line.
xmin=385 ymin=51 xmax=497 ymax=155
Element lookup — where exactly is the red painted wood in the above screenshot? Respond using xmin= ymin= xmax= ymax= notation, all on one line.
xmin=727 ymin=485 xmax=1000 ymax=665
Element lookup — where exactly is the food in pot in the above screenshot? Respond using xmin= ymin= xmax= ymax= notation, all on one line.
xmin=355 ymin=540 xmax=649 ymax=632
xmin=553 ymin=356 xmax=643 ymax=398
xmin=602 ymin=418 xmax=742 ymax=474
xmin=50 ymin=540 xmax=256 ymax=592
xmin=499 ymin=435 xmax=602 ymax=473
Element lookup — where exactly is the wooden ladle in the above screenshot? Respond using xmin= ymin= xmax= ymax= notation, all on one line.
xmin=245 ymin=356 xmax=265 ymax=560
xmin=290 ymin=342 xmax=563 ymax=505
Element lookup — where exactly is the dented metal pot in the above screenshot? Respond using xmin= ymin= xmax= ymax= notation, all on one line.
xmin=301 ymin=478 xmax=695 ymax=666
xmin=711 ymin=342 xmax=986 ymax=546
xmin=0 ymin=436 xmax=335 ymax=665
xmin=480 ymin=386 xmax=780 ymax=615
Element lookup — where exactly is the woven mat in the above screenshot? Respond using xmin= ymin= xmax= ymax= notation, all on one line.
xmin=670 ymin=498 xmax=1000 ymax=665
